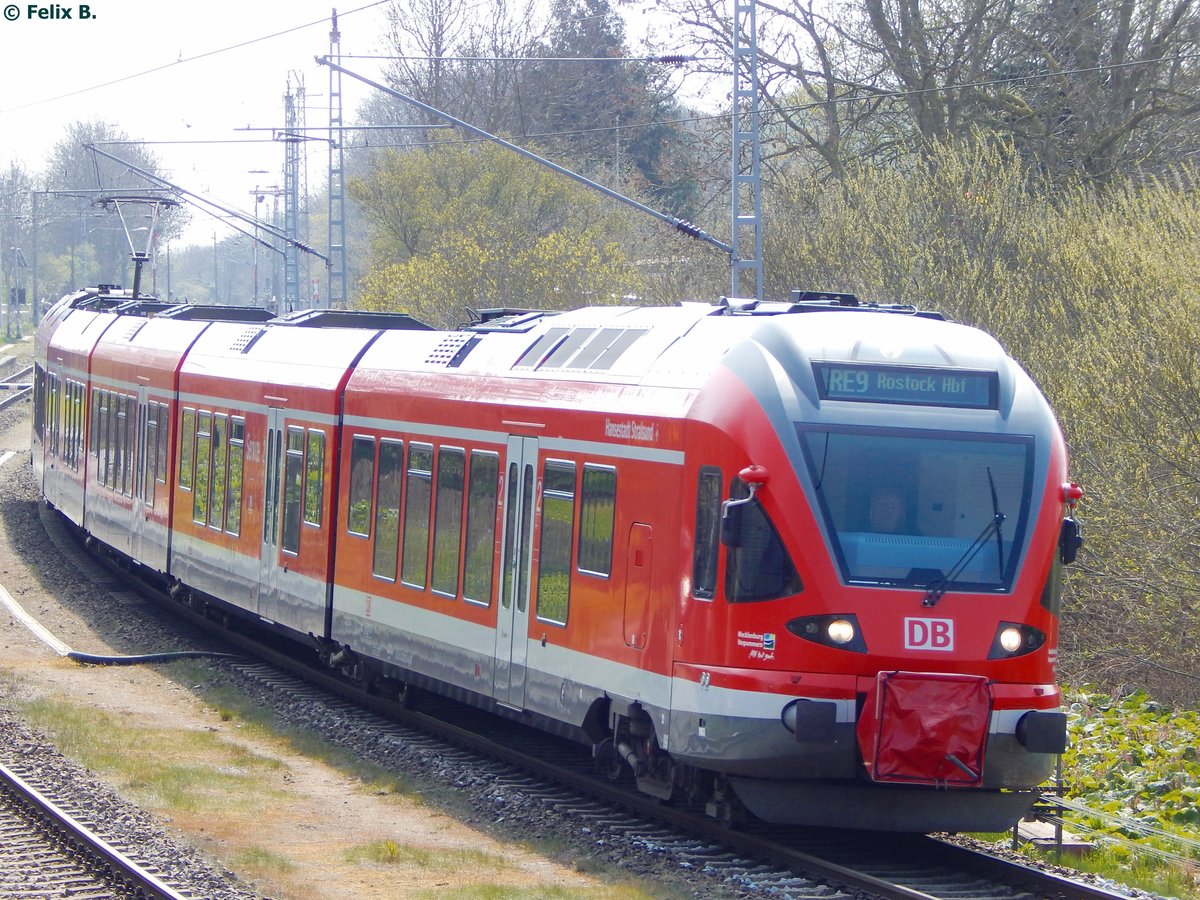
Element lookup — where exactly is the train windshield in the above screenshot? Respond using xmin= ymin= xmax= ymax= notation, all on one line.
xmin=798 ymin=427 xmax=1033 ymax=591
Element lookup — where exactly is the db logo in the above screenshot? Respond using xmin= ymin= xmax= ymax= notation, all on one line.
xmin=905 ymin=617 xmax=955 ymax=651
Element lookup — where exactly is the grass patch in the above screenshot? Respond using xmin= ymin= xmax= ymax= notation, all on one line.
xmin=232 ymin=846 xmax=296 ymax=873
xmin=411 ymin=884 xmax=662 ymax=899
xmin=15 ymin=693 xmax=284 ymax=815
xmin=345 ymin=839 xmax=510 ymax=871
xmin=1024 ymin=842 xmax=1199 ymax=899
xmin=162 ymin=659 xmax=420 ymax=800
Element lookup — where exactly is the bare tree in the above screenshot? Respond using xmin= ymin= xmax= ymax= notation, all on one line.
xmin=1001 ymin=0 xmax=1200 ymax=180
xmin=647 ymin=0 xmax=1200 ymax=182
xmin=380 ymin=0 xmax=549 ymax=135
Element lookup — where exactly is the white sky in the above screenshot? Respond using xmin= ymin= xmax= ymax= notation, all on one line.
xmin=0 ymin=0 xmax=394 ymax=247
xmin=0 ymin=0 xmax=704 ymax=250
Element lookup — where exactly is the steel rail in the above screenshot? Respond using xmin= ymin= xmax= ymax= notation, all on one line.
xmin=0 ymin=761 xmax=191 ymax=900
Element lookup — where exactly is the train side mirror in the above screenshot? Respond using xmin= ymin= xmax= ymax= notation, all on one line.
xmin=721 ymin=465 xmax=768 ymax=547
xmin=1058 ymin=516 xmax=1083 ymax=565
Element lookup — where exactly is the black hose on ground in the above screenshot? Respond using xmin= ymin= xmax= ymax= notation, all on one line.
xmin=66 ymin=650 xmax=240 ymax=666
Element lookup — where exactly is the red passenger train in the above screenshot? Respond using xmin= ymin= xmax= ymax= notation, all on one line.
xmin=33 ymin=286 xmax=1082 ymax=832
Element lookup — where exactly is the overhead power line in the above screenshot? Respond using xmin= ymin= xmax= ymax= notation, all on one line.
xmin=0 ymin=1 xmax=389 ymax=115
xmin=316 ymin=56 xmax=733 ymax=256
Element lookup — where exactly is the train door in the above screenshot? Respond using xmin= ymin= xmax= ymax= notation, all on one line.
xmin=257 ymin=407 xmax=285 ymax=619
xmin=130 ymin=385 xmax=150 ymax=563
xmin=493 ymin=435 xmax=537 ymax=708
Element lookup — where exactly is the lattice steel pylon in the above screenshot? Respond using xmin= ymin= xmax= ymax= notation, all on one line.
xmin=731 ymin=0 xmax=763 ymax=300
xmin=283 ymin=74 xmax=304 ymax=311
xmin=327 ymin=10 xmax=348 ymax=310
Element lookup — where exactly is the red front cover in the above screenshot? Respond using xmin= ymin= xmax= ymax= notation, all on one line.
xmin=858 ymin=672 xmax=991 ymax=786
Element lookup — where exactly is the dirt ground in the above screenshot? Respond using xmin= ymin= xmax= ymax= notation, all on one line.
xmin=0 ymin=339 xmax=620 ymax=900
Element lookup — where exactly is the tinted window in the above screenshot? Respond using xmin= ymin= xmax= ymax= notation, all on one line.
xmin=693 ymin=467 xmax=722 ymax=599
xmin=305 ymin=430 xmax=325 ymax=526
xmin=226 ymin=417 xmax=245 ymax=535
xmin=799 ymin=426 xmax=1031 ymax=590
xmin=578 ymin=465 xmax=615 ymax=576
xmin=431 ymin=448 xmax=465 ymax=597
xmin=401 ymin=443 xmax=433 ymax=588
xmin=348 ymin=436 xmax=375 ymax=537
xmin=192 ymin=411 xmax=212 ymax=524
xmin=536 ymin=461 xmax=575 ymax=624
xmin=281 ymin=427 xmax=305 ymax=553
xmin=725 ymin=477 xmax=803 ymax=603
xmin=463 ymin=451 xmax=498 ymax=606
xmin=373 ymin=440 xmax=403 ymax=579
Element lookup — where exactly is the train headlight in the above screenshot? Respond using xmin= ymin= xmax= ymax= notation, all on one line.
xmin=827 ymin=619 xmax=856 ymax=645
xmin=988 ymin=622 xmax=1046 ymax=659
xmin=999 ymin=627 xmax=1023 ymax=653
xmin=786 ymin=614 xmax=867 ymax=653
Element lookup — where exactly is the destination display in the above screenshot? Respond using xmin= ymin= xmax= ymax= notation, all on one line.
xmin=813 ymin=362 xmax=998 ymax=408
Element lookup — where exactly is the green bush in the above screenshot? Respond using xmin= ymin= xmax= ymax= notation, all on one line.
xmin=764 ymin=140 xmax=1200 ymax=703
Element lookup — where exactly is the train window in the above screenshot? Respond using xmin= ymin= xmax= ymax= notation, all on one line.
xmin=501 ymin=463 xmax=519 ymax=611
xmin=304 ymin=430 xmax=325 ymax=527
xmin=89 ymin=389 xmax=100 ymax=461
xmin=65 ymin=381 xmax=73 ymax=462
xmin=144 ymin=405 xmax=158 ymax=499
xmin=155 ymin=404 xmax=169 ymax=485
xmin=103 ymin=393 xmax=115 ymax=489
xmin=62 ymin=382 xmax=71 ymax=468
xmin=123 ymin=395 xmax=136 ymax=496
xmin=281 ymin=426 xmax=305 ymax=554
xmin=226 ymin=417 xmax=245 ymax=535
xmin=264 ymin=427 xmax=282 ymax=547
xmin=798 ymin=427 xmax=1032 ymax=591
xmin=74 ymin=384 xmax=85 ymax=469
xmin=693 ymin=468 xmax=722 ymax=599
xmin=33 ymin=366 xmax=45 ymax=443
xmin=518 ymin=464 xmax=535 ymax=613
xmin=578 ymin=465 xmax=616 ymax=577
xmin=726 ymin=476 xmax=804 ymax=603
xmin=193 ymin=411 xmax=212 ymax=524
xmin=110 ymin=394 xmax=122 ymax=489
xmin=348 ymin=436 xmax=375 ymax=537
xmin=536 ymin=460 xmax=576 ymax=625
xmin=94 ymin=392 xmax=103 ymax=480
xmin=431 ymin=447 xmax=465 ymax=598
xmin=372 ymin=439 xmax=403 ymax=579
xmin=46 ymin=374 xmax=58 ymax=457
xmin=112 ymin=396 xmax=126 ymax=491
xmin=463 ymin=451 xmax=499 ymax=606
xmin=210 ymin=415 xmax=228 ymax=530
xmin=148 ymin=405 xmax=161 ymax=502
xmin=401 ymin=443 xmax=434 ymax=589
xmin=179 ymin=407 xmax=196 ymax=490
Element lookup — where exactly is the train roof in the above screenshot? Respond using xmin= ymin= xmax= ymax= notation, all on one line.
xmin=42 ymin=289 xmax=1013 ymax=394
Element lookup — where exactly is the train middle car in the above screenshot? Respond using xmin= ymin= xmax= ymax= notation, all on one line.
xmin=32 ymin=289 xmax=1079 ymax=833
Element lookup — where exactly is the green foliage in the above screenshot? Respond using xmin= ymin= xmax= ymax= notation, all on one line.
xmin=351 ymin=141 xmax=645 ymax=326
xmin=1064 ymin=689 xmax=1200 ymax=833
xmin=765 ymin=138 xmax=1200 ymax=703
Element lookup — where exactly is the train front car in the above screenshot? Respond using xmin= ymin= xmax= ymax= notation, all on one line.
xmin=672 ymin=301 xmax=1077 ymax=832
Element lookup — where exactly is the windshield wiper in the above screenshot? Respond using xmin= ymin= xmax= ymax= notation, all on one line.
xmin=923 ymin=469 xmax=1006 ymax=607
xmin=987 ymin=466 xmax=1005 ymax=576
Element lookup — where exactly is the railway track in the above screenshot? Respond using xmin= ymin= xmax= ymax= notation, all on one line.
xmin=0 ymin=760 xmax=190 ymax=899
xmin=0 ymin=361 xmax=33 ymax=412
xmin=52 ymin=508 xmax=1146 ymax=900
